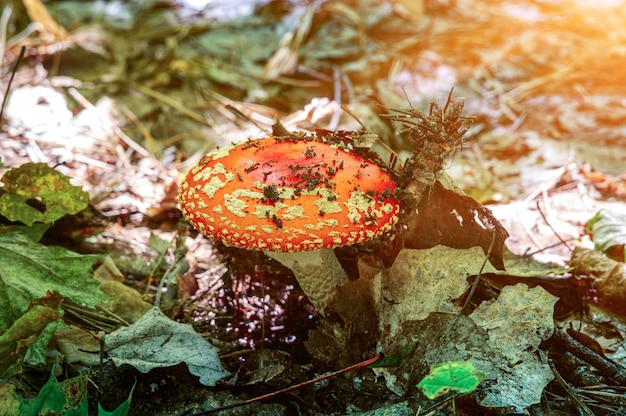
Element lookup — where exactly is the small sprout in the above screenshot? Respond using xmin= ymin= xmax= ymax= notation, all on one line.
xmin=417 ymin=361 xmax=487 ymax=399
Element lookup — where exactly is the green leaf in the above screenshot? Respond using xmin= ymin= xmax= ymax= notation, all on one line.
xmin=0 ymin=369 xmax=133 ymax=416
xmin=586 ymin=209 xmax=626 ymax=260
xmin=417 ymin=360 xmax=487 ymax=399
xmin=148 ymin=233 xmax=170 ymax=256
xmin=98 ymin=382 xmax=134 ymax=416
xmin=0 ymin=229 xmax=107 ymax=332
xmin=4 ymin=224 xmax=51 ymax=244
xmin=19 ymin=371 xmax=89 ymax=416
xmin=0 ymin=163 xmax=89 ymax=226
xmin=0 ymin=295 xmax=63 ymax=380
xmin=23 ymin=319 xmax=66 ymax=369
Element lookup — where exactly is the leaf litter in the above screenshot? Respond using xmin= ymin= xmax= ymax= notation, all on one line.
xmin=1 ymin=0 xmax=626 ymax=415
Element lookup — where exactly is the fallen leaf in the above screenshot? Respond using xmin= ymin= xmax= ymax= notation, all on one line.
xmin=404 ymin=182 xmax=509 ymax=270
xmin=373 ymin=283 xmax=556 ymax=413
xmin=374 ymin=246 xmax=497 ymax=341
xmin=0 ymin=163 xmax=90 ymax=226
xmin=105 ymin=307 xmax=229 ymax=387
xmin=470 ymin=284 xmax=557 ymax=411
xmin=0 ymin=228 xmax=106 ymax=332
xmin=0 ymin=296 xmax=62 ymax=379
xmin=586 ymin=209 xmax=626 ymax=260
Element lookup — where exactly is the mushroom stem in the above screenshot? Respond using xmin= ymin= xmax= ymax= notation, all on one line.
xmin=264 ymin=249 xmax=349 ymax=314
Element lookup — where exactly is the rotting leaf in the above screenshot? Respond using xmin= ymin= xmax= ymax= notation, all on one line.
xmin=30 ymin=374 xmax=84 ymax=415
xmin=0 ymin=383 xmax=20 ymax=416
xmin=18 ymin=371 xmax=88 ymax=416
xmin=375 ymin=284 xmax=556 ymax=411
xmin=470 ymin=284 xmax=557 ymax=365
xmin=371 ymin=313 xmax=489 ymax=397
xmin=0 ymin=163 xmax=89 ymax=226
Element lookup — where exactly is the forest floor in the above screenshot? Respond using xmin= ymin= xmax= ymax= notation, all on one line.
xmin=1 ymin=0 xmax=626 ymax=415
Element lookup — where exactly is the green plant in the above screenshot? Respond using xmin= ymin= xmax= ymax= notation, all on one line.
xmin=417 ymin=360 xmax=487 ymax=399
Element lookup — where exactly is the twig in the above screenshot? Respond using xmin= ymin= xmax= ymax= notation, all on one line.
xmin=119 ymin=104 xmax=157 ymax=155
xmin=546 ymin=353 xmax=595 ymax=416
xmin=0 ymin=46 xmax=24 ymax=122
xmin=185 ymin=355 xmax=380 ymax=415
xmin=524 ymin=237 xmax=578 ymax=257
xmin=535 ymin=200 xmax=573 ymax=252
xmin=328 ymin=67 xmax=342 ymax=131
xmin=554 ymin=329 xmax=626 ymax=385
xmin=224 ymin=103 xmax=271 ymax=135
xmin=461 ymin=229 xmax=496 ymax=314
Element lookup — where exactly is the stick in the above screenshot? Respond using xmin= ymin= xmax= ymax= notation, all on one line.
xmin=185 ymin=355 xmax=380 ymax=415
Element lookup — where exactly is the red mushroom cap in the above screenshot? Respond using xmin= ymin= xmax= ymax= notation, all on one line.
xmin=178 ymin=137 xmax=400 ymax=252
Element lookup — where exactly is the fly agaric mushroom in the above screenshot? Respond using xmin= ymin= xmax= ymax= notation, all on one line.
xmin=177 ymin=136 xmax=400 ymax=313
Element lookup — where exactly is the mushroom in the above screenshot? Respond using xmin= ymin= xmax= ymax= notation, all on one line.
xmin=177 ymin=136 xmax=400 ymax=313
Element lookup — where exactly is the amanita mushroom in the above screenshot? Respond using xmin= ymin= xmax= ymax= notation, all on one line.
xmin=177 ymin=136 xmax=400 ymax=313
